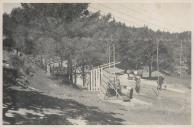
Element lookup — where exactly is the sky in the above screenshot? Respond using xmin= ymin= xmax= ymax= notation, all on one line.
xmin=3 ymin=3 xmax=192 ymax=32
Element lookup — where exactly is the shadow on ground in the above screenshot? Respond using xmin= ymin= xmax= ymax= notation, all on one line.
xmin=3 ymin=89 xmax=124 ymax=125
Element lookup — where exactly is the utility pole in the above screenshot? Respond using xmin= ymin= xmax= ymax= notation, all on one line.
xmin=109 ymin=34 xmax=113 ymax=69
xmin=156 ymin=39 xmax=159 ymax=81
xmin=113 ymin=43 xmax=115 ymax=69
xmin=107 ymin=42 xmax=109 ymax=64
xmin=179 ymin=40 xmax=183 ymax=78
xmin=108 ymin=42 xmax=111 ymax=69
xmin=151 ymin=55 xmax=153 ymax=74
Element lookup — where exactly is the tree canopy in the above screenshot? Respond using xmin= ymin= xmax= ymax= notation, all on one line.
xmin=3 ymin=3 xmax=191 ymax=80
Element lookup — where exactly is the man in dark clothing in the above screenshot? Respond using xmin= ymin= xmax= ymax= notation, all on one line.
xmin=157 ymin=75 xmax=165 ymax=90
xmin=135 ymin=76 xmax=141 ymax=93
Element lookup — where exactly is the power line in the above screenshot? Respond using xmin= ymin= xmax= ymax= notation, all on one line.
xmin=90 ymin=6 xmax=191 ymax=43
xmin=91 ymin=5 xmax=181 ymax=32
xmin=97 ymin=4 xmax=181 ymax=32
xmin=180 ymin=40 xmax=183 ymax=78
xmin=122 ymin=5 xmax=186 ymax=31
xmin=89 ymin=6 xmax=139 ymax=26
xmin=123 ymin=6 xmax=170 ymax=28
xmin=96 ymin=4 xmax=146 ymax=26
xmin=98 ymin=4 xmax=166 ymax=31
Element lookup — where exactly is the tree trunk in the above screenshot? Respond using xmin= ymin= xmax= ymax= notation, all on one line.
xmin=60 ymin=56 xmax=63 ymax=69
xmin=67 ymin=56 xmax=73 ymax=84
xmin=67 ymin=59 xmax=70 ymax=82
xmin=148 ymin=62 xmax=152 ymax=78
xmin=81 ymin=64 xmax=85 ymax=87
xmin=69 ymin=61 xmax=73 ymax=83
xmin=74 ymin=67 xmax=77 ymax=85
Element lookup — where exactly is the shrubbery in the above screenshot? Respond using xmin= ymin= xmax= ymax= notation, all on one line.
xmin=3 ymin=53 xmax=35 ymax=117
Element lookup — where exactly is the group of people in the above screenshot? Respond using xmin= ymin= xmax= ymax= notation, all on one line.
xmin=106 ymin=74 xmax=141 ymax=100
xmin=106 ymin=69 xmax=166 ymax=100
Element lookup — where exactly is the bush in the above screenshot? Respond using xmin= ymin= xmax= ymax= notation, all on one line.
xmin=9 ymin=55 xmax=24 ymax=70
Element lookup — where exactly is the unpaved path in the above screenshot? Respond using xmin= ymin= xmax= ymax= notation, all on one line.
xmin=4 ymin=66 xmax=191 ymax=125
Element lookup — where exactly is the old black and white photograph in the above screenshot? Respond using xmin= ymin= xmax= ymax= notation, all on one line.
xmin=2 ymin=1 xmax=192 ymax=125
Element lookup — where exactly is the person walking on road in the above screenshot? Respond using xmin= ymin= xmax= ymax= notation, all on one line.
xmin=157 ymin=75 xmax=165 ymax=91
xmin=135 ymin=76 xmax=141 ymax=93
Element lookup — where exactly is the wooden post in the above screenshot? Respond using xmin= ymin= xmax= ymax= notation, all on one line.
xmin=113 ymin=44 xmax=115 ymax=86
xmin=100 ymin=68 xmax=103 ymax=92
xmin=96 ymin=68 xmax=98 ymax=91
xmin=109 ymin=43 xmax=110 ymax=69
xmin=157 ymin=39 xmax=159 ymax=83
xmin=97 ymin=67 xmax=100 ymax=91
xmin=89 ymin=71 xmax=91 ymax=90
xmin=98 ymin=68 xmax=100 ymax=91
xmin=180 ymin=40 xmax=182 ymax=78
xmin=95 ymin=69 xmax=97 ymax=91
xmin=90 ymin=70 xmax=92 ymax=91
xmin=91 ymin=70 xmax=93 ymax=91
xmin=99 ymin=68 xmax=101 ymax=91
xmin=107 ymin=42 xmax=109 ymax=64
xmin=92 ymin=70 xmax=94 ymax=91
xmin=113 ymin=44 xmax=115 ymax=69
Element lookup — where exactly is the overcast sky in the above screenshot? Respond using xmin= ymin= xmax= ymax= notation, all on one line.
xmin=3 ymin=3 xmax=192 ymax=32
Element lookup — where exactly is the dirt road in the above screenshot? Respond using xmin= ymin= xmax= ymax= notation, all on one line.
xmin=4 ymin=67 xmax=191 ymax=125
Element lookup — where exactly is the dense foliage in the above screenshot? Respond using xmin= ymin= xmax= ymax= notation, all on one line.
xmin=3 ymin=3 xmax=191 ymax=80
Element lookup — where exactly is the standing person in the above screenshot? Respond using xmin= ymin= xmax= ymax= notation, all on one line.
xmin=135 ymin=76 xmax=141 ymax=93
xmin=126 ymin=70 xmax=130 ymax=79
xmin=157 ymin=75 xmax=165 ymax=90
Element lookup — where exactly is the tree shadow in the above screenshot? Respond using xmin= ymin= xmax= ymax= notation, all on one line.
xmin=3 ymin=89 xmax=124 ymax=125
xmin=48 ymin=75 xmax=87 ymax=90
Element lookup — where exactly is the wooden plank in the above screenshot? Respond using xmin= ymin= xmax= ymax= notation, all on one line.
xmin=92 ymin=62 xmax=120 ymax=70
xmin=90 ymin=70 xmax=92 ymax=91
